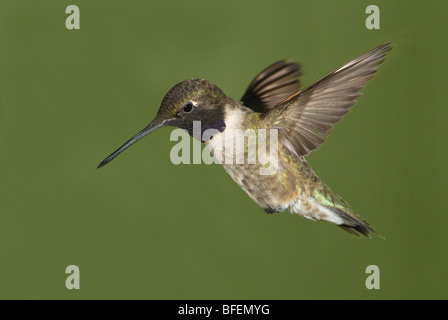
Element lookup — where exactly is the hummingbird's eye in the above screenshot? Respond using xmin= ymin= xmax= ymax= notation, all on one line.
xmin=182 ymin=101 xmax=195 ymax=113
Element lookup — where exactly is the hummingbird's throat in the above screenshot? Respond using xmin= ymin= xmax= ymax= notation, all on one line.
xmin=191 ymin=120 xmax=226 ymax=142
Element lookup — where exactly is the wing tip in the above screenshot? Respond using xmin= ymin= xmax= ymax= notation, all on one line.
xmin=364 ymin=42 xmax=393 ymax=64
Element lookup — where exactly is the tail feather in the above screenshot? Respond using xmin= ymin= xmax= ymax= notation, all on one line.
xmin=311 ymin=182 xmax=377 ymax=238
xmin=338 ymin=222 xmax=374 ymax=237
xmin=290 ymin=197 xmax=377 ymax=237
xmin=331 ymin=207 xmax=376 ymax=238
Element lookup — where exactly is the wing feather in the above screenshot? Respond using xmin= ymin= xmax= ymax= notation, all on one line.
xmin=241 ymin=60 xmax=302 ymax=113
xmin=264 ymin=43 xmax=392 ymax=157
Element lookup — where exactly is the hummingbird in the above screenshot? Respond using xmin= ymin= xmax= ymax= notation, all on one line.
xmin=98 ymin=43 xmax=392 ymax=237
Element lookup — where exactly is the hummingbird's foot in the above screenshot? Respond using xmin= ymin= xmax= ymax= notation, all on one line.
xmin=264 ymin=207 xmax=282 ymax=214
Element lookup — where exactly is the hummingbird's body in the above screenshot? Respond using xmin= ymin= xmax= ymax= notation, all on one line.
xmin=206 ymin=100 xmax=366 ymax=234
xmin=98 ymin=43 xmax=392 ymax=237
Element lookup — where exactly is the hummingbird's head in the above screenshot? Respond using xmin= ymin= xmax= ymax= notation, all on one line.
xmin=97 ymin=79 xmax=230 ymax=168
xmin=157 ymin=79 xmax=229 ymax=136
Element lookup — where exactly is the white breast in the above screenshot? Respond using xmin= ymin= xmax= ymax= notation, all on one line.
xmin=205 ymin=106 xmax=247 ymax=165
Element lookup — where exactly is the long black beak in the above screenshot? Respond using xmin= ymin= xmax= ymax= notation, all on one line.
xmin=97 ymin=119 xmax=165 ymax=169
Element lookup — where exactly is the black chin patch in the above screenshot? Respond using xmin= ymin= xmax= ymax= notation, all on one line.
xmin=208 ymin=120 xmax=226 ymax=133
xmin=201 ymin=120 xmax=226 ymax=141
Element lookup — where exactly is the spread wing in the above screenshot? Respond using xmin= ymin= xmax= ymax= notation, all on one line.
xmin=264 ymin=43 xmax=392 ymax=157
xmin=240 ymin=60 xmax=302 ymax=113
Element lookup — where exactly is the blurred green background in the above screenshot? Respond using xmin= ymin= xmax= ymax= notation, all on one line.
xmin=0 ymin=0 xmax=447 ymax=299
